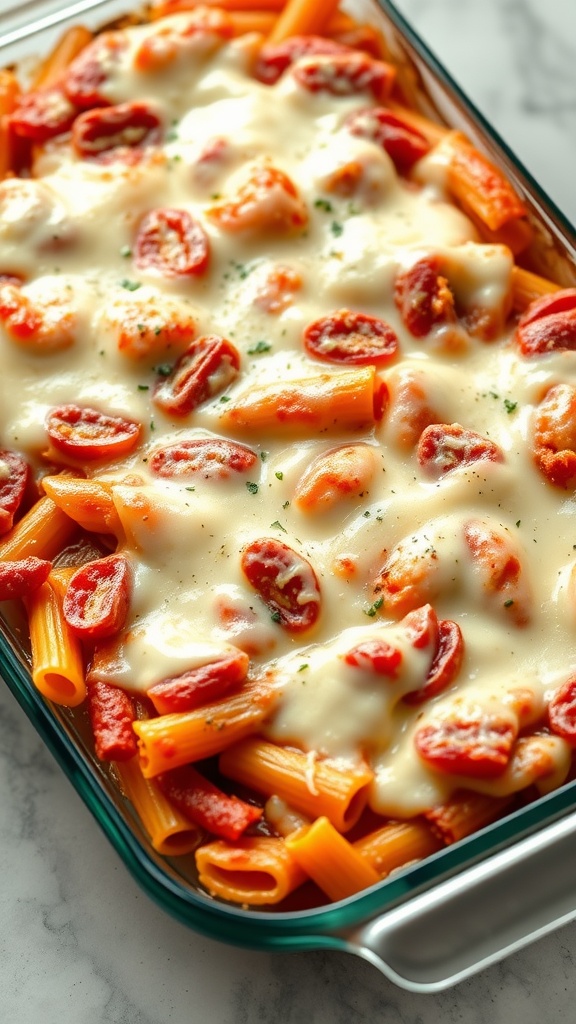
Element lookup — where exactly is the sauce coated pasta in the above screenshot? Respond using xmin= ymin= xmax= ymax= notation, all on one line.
xmin=1 ymin=0 xmax=576 ymax=909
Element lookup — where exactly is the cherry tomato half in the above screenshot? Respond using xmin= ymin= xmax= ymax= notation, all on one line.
xmin=548 ymin=676 xmax=576 ymax=745
xmin=417 ymin=423 xmax=504 ymax=477
xmin=0 ymin=557 xmax=52 ymax=601
xmin=241 ymin=538 xmax=321 ymax=633
xmin=134 ymin=208 xmax=210 ymax=278
xmin=64 ymin=32 xmax=127 ymax=108
xmin=46 ymin=405 xmax=142 ymax=461
xmin=515 ymin=289 xmax=576 ymax=357
xmin=344 ymin=639 xmax=402 ymax=677
xmin=404 ymin=618 xmax=464 ymax=706
xmin=346 ymin=107 xmax=430 ymax=173
xmin=149 ymin=438 xmax=257 ymax=479
xmin=394 ymin=257 xmax=456 ymax=338
xmin=9 ymin=87 xmax=78 ymax=142
xmin=0 ymin=448 xmax=30 ymax=535
xmin=72 ymin=101 xmax=162 ymax=159
xmin=152 ymin=335 xmax=240 ymax=416
xmin=303 ymin=309 xmax=398 ymax=366
xmin=292 ymin=53 xmax=395 ymax=102
xmin=415 ymin=711 xmax=516 ymax=778
xmin=63 ymin=553 xmax=132 ymax=639
xmin=254 ymin=35 xmax=352 ymax=85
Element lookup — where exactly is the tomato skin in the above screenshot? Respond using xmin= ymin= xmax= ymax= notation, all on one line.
xmin=158 ymin=764 xmax=262 ymax=841
xmin=254 ymin=35 xmax=352 ymax=85
xmin=152 ymin=335 xmax=240 ymax=416
xmin=401 ymin=603 xmax=439 ymax=650
xmin=72 ymin=101 xmax=162 ymax=159
xmin=548 ymin=676 xmax=576 ymax=744
xmin=9 ymin=88 xmax=78 ymax=142
xmin=148 ymin=649 xmax=249 ymax=714
xmin=344 ymin=639 xmax=402 ymax=677
xmin=394 ymin=256 xmax=455 ymax=338
xmin=346 ymin=106 xmax=430 ymax=173
xmin=417 ymin=423 xmax=504 ymax=477
xmin=207 ymin=165 xmax=307 ymax=234
xmin=415 ymin=711 xmax=516 ymax=778
xmin=241 ymin=538 xmax=321 ymax=633
xmin=303 ymin=309 xmax=398 ymax=366
xmin=515 ymin=289 xmax=576 ymax=357
xmin=64 ymin=32 xmax=127 ymax=108
xmin=46 ymin=405 xmax=142 ymax=461
xmin=87 ymin=679 xmax=137 ymax=761
xmin=0 ymin=448 xmax=30 ymax=535
xmin=63 ymin=554 xmax=132 ymax=640
xmin=404 ymin=618 xmax=464 ymax=706
xmin=134 ymin=208 xmax=210 ymax=278
xmin=292 ymin=53 xmax=395 ymax=101
xmin=149 ymin=438 xmax=257 ymax=479
xmin=0 ymin=557 xmax=52 ymax=601
xmin=533 ymin=383 xmax=576 ymax=489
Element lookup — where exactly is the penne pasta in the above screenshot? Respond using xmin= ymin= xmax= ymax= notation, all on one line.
xmin=27 ymin=580 xmax=85 ymax=707
xmin=219 ymin=738 xmax=373 ymax=832
xmin=267 ymin=0 xmax=342 ymax=44
xmin=30 ymin=25 xmax=93 ymax=90
xmin=286 ymin=816 xmax=380 ymax=901
xmin=0 ymin=496 xmax=77 ymax=563
xmin=196 ymin=835 xmax=307 ymax=905
xmin=41 ymin=475 xmax=123 ymax=537
xmin=352 ymin=819 xmax=444 ymax=875
xmin=133 ymin=681 xmax=281 ymax=777
xmin=114 ymin=757 xmax=204 ymax=856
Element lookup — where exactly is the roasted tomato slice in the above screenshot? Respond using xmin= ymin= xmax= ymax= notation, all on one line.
xmin=148 ymin=649 xmax=249 ymax=714
xmin=0 ymin=557 xmax=52 ymax=601
xmin=254 ymin=35 xmax=352 ymax=85
xmin=241 ymin=538 xmax=321 ymax=633
xmin=64 ymin=31 xmax=127 ymax=108
xmin=72 ymin=101 xmax=162 ymax=158
xmin=9 ymin=87 xmax=78 ymax=142
xmin=303 ymin=309 xmax=398 ymax=366
xmin=548 ymin=676 xmax=576 ymax=744
xmin=417 ymin=423 xmax=504 ymax=476
xmin=63 ymin=554 xmax=132 ymax=639
xmin=87 ymin=679 xmax=137 ymax=761
xmin=292 ymin=53 xmax=395 ymax=101
xmin=46 ymin=405 xmax=142 ymax=461
xmin=532 ymin=383 xmax=576 ymax=489
xmin=394 ymin=256 xmax=456 ymax=338
xmin=134 ymin=208 xmax=210 ymax=278
xmin=0 ymin=448 xmax=30 ymax=535
xmin=152 ymin=335 xmax=240 ymax=416
xmin=415 ymin=709 xmax=516 ymax=778
xmin=346 ymin=106 xmax=430 ymax=173
xmin=344 ymin=639 xmax=402 ymax=677
xmin=515 ymin=289 xmax=576 ymax=357
xmin=149 ymin=438 xmax=257 ymax=479
xmin=404 ymin=618 xmax=464 ymax=706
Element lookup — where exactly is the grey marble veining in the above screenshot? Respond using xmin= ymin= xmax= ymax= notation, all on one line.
xmin=2 ymin=1 xmax=576 ymax=1021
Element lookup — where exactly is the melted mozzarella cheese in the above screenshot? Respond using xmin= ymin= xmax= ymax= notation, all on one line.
xmin=1 ymin=20 xmax=573 ymax=817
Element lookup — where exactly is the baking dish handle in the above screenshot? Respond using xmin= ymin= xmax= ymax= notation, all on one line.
xmin=344 ymin=810 xmax=576 ymax=992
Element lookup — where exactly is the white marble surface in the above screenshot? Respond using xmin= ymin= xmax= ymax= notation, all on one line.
xmin=2 ymin=0 xmax=576 ymax=1020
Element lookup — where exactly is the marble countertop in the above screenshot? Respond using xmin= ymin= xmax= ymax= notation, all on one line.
xmin=2 ymin=0 xmax=576 ymax=1020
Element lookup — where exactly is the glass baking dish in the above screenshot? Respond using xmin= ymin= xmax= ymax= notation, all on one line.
xmin=2 ymin=0 xmax=576 ymax=993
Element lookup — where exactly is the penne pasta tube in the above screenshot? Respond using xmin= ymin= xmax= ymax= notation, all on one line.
xmin=30 ymin=25 xmax=93 ymax=90
xmin=286 ymin=816 xmax=380 ymax=901
xmin=133 ymin=680 xmax=280 ymax=777
xmin=267 ymin=0 xmax=342 ymax=44
xmin=0 ymin=69 xmax=20 ymax=117
xmin=219 ymin=738 xmax=373 ymax=832
xmin=115 ymin=757 xmax=204 ymax=856
xmin=0 ymin=496 xmax=76 ymax=562
xmin=445 ymin=132 xmax=527 ymax=232
xmin=352 ymin=819 xmax=443 ymax=875
xmin=196 ymin=835 xmax=307 ymax=905
xmin=219 ymin=367 xmax=385 ymax=435
xmin=27 ymin=581 xmax=85 ymax=707
xmin=511 ymin=265 xmax=561 ymax=313
xmin=151 ymin=0 xmax=286 ymax=16
xmin=41 ymin=475 xmax=123 ymax=537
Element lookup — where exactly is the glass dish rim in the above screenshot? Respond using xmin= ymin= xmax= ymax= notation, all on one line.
xmin=0 ymin=0 xmax=575 ymax=950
